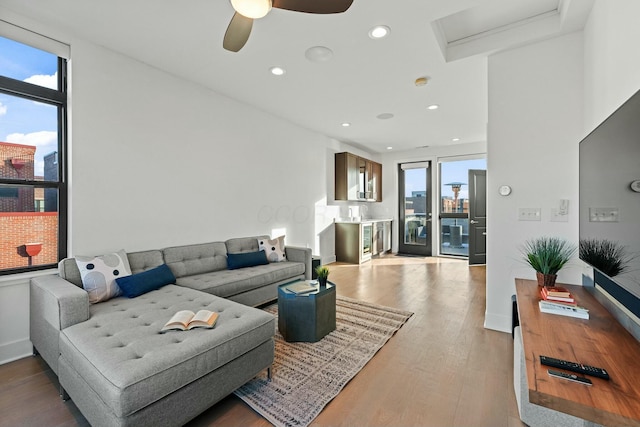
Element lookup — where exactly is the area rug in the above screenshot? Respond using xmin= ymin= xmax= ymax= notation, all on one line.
xmin=234 ymin=295 xmax=413 ymax=427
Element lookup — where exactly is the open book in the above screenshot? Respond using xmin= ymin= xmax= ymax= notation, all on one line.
xmin=160 ymin=310 xmax=219 ymax=333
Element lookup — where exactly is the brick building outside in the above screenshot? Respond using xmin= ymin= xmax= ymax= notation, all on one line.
xmin=1 ymin=141 xmax=58 ymax=270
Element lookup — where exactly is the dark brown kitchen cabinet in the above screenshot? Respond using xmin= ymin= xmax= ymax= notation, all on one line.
xmin=335 ymin=152 xmax=382 ymax=202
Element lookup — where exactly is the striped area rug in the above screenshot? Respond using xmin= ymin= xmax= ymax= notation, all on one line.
xmin=234 ymin=295 xmax=413 ymax=427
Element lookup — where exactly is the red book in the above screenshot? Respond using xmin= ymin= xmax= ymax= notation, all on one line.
xmin=541 ymin=287 xmax=576 ymax=305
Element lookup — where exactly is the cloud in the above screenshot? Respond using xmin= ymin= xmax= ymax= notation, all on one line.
xmin=0 ymin=102 xmax=6 ymax=116
xmin=24 ymin=71 xmax=57 ymax=90
xmin=5 ymin=131 xmax=57 ymax=147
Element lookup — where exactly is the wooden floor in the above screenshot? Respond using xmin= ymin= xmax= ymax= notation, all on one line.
xmin=0 ymin=255 xmax=526 ymax=427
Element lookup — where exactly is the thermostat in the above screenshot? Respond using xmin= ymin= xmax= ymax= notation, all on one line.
xmin=631 ymin=180 xmax=640 ymax=193
xmin=499 ymin=185 xmax=512 ymax=196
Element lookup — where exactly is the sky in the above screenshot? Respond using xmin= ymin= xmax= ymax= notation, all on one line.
xmin=0 ymin=36 xmax=59 ymax=177
xmin=405 ymin=158 xmax=486 ymax=199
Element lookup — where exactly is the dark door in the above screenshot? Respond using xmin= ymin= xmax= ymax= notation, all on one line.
xmin=398 ymin=162 xmax=432 ymax=256
xmin=468 ymin=169 xmax=487 ymax=265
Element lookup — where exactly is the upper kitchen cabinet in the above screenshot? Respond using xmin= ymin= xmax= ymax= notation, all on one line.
xmin=335 ymin=152 xmax=382 ymax=202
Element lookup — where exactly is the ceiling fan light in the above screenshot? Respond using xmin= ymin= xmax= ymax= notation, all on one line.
xmin=231 ymin=0 xmax=272 ymax=19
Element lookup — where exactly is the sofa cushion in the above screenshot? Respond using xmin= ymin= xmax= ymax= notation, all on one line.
xmin=163 ymin=242 xmax=227 ymax=278
xmin=75 ymin=250 xmax=132 ymax=304
xmin=258 ymin=235 xmax=287 ymax=262
xmin=225 ymin=235 xmax=269 ymax=254
xmin=176 ymin=261 xmax=305 ymax=298
xmin=127 ymin=250 xmax=165 ymax=274
xmin=58 ymin=285 xmax=274 ymax=418
xmin=115 ymin=264 xmax=176 ymax=298
xmin=227 ymin=251 xmax=269 ymax=270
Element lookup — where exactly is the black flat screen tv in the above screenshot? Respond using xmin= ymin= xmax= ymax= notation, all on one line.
xmin=579 ymin=89 xmax=640 ymax=319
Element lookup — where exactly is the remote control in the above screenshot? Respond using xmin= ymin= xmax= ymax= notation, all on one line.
xmin=540 ymin=355 xmax=610 ymax=380
xmin=548 ymin=369 xmax=592 ymax=385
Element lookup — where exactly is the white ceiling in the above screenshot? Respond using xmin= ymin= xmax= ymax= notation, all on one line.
xmin=0 ymin=0 xmax=593 ymax=153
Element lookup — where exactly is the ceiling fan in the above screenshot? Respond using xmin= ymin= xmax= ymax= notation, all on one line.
xmin=223 ymin=0 xmax=354 ymax=52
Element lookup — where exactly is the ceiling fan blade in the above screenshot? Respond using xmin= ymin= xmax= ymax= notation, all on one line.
xmin=223 ymin=12 xmax=253 ymax=52
xmin=272 ymin=0 xmax=353 ymax=14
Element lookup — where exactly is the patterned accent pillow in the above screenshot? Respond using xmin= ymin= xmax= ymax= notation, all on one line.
xmin=258 ymin=236 xmax=286 ymax=262
xmin=75 ymin=250 xmax=132 ymax=304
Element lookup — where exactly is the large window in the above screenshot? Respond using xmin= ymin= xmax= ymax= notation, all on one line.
xmin=0 ymin=35 xmax=67 ymax=274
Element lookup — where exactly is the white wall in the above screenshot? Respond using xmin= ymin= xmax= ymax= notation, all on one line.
xmin=485 ymin=32 xmax=584 ymax=332
xmin=583 ymin=0 xmax=640 ymax=131
xmin=69 ymin=39 xmax=334 ymax=254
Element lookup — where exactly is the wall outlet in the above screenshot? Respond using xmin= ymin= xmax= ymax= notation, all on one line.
xmin=589 ymin=207 xmax=619 ymax=222
xmin=518 ymin=208 xmax=541 ymax=221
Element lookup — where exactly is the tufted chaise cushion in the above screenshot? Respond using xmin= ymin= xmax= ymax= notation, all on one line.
xmin=176 ymin=261 xmax=305 ymax=298
xmin=163 ymin=242 xmax=227 ymax=278
xmin=58 ymin=285 xmax=274 ymax=418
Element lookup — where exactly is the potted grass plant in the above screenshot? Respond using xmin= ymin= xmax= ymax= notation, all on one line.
xmin=579 ymin=238 xmax=633 ymax=277
xmin=315 ymin=265 xmax=330 ymax=288
xmin=521 ymin=237 xmax=576 ymax=288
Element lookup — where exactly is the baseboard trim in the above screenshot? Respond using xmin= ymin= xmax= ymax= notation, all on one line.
xmin=323 ymin=255 xmax=337 ymax=265
xmin=0 ymin=338 xmax=33 ymax=365
xmin=484 ymin=311 xmax=511 ymax=333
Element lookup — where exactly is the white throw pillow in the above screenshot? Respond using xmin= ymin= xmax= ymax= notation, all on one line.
xmin=75 ymin=250 xmax=132 ymax=304
xmin=258 ymin=236 xmax=286 ymax=262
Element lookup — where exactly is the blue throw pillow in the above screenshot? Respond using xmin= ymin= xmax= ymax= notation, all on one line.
xmin=115 ymin=264 xmax=176 ymax=298
xmin=227 ymin=251 xmax=269 ymax=270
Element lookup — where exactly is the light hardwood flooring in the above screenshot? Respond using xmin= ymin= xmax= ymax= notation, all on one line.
xmin=0 ymin=255 xmax=525 ymax=427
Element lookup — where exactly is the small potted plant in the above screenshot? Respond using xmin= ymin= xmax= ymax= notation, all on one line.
xmin=315 ymin=265 xmax=330 ymax=288
xmin=521 ymin=237 xmax=576 ymax=288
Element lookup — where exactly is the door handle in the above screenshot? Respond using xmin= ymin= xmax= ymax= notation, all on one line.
xmin=470 ymin=220 xmax=479 ymax=224
xmin=482 ymin=232 xmax=487 ymax=235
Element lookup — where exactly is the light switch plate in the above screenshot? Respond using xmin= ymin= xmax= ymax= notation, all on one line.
xmin=589 ymin=207 xmax=619 ymax=222
xmin=551 ymin=208 xmax=568 ymax=222
xmin=518 ymin=208 xmax=541 ymax=221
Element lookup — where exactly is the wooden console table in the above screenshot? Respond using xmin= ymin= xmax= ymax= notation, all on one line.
xmin=515 ymin=278 xmax=640 ymax=427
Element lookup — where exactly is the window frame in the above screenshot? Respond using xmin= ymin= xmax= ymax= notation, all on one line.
xmin=0 ymin=56 xmax=68 ymax=275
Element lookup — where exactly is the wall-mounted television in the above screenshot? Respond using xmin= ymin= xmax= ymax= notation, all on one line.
xmin=579 ymin=89 xmax=640 ymax=321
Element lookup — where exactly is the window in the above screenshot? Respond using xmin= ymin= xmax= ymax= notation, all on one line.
xmin=0 ymin=34 xmax=67 ymax=274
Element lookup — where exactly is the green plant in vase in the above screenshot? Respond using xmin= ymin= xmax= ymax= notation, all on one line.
xmin=315 ymin=265 xmax=330 ymax=287
xmin=521 ymin=236 xmax=576 ymax=288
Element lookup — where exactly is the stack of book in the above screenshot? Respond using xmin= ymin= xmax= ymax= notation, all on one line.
xmin=539 ymin=286 xmax=589 ymax=319
xmin=540 ymin=286 xmax=576 ymax=304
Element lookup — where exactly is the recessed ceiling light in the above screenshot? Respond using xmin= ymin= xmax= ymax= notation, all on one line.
xmin=269 ymin=66 xmax=285 ymax=76
xmin=369 ymin=25 xmax=390 ymax=39
xmin=386 ymin=146 xmax=393 ymax=150
xmin=376 ymin=113 xmax=394 ymax=120
xmin=305 ymin=46 xmax=333 ymax=62
xmin=427 ymin=104 xmax=439 ymax=110
xmin=452 ymin=137 xmax=460 ymax=142
xmin=341 ymin=122 xmax=351 ymax=127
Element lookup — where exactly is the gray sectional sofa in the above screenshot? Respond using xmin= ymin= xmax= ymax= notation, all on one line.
xmin=30 ymin=235 xmax=311 ymax=427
